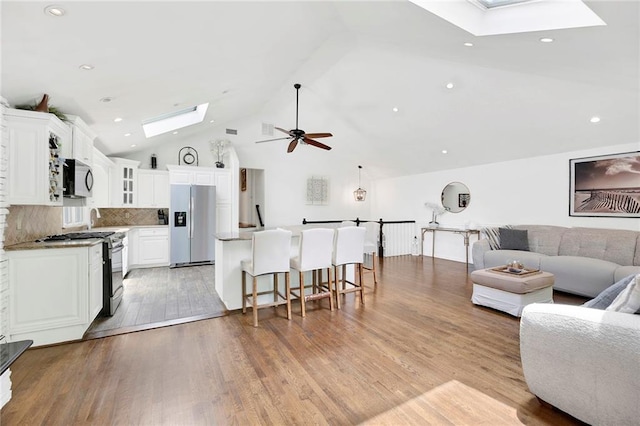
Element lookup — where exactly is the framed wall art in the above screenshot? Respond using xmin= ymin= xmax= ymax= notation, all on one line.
xmin=569 ymin=151 xmax=640 ymax=217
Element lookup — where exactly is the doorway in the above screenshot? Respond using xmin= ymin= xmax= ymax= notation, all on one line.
xmin=239 ymin=168 xmax=265 ymax=228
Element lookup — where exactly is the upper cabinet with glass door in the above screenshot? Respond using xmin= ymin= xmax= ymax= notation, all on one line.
xmin=110 ymin=157 xmax=140 ymax=207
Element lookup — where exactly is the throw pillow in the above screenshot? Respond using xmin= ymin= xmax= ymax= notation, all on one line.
xmin=606 ymin=274 xmax=640 ymax=314
xmin=583 ymin=274 xmax=637 ymax=310
xmin=500 ymin=228 xmax=529 ymax=251
xmin=481 ymin=225 xmax=512 ymax=250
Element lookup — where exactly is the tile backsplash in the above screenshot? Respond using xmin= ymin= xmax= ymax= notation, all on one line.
xmin=93 ymin=208 xmax=168 ymax=227
xmin=4 ymin=206 xmax=168 ymax=246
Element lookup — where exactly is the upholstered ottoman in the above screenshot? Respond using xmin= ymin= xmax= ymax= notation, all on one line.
xmin=470 ymin=268 xmax=554 ymax=317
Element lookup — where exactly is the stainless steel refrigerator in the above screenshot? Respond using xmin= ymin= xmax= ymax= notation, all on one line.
xmin=170 ymin=185 xmax=216 ymax=267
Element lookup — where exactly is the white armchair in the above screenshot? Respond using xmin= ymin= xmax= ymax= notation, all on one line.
xmin=520 ymin=303 xmax=640 ymax=425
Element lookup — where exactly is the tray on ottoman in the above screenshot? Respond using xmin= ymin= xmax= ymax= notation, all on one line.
xmin=488 ymin=266 xmax=541 ymax=277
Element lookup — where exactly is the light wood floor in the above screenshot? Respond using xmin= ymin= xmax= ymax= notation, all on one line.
xmin=84 ymin=265 xmax=227 ymax=339
xmin=2 ymin=256 xmax=587 ymax=425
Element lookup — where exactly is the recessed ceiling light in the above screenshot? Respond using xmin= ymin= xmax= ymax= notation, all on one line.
xmin=79 ymin=64 xmax=94 ymax=71
xmin=99 ymin=97 xmax=113 ymax=103
xmin=392 ymin=107 xmax=399 ymax=113
xmin=44 ymin=5 xmax=65 ymax=17
xmin=590 ymin=116 xmax=601 ymax=123
xmin=464 ymin=42 xmax=474 ymax=47
xmin=539 ymin=37 xmax=554 ymax=43
xmin=124 ymin=133 xmax=131 ymax=137
xmin=209 ymin=119 xmax=215 ymax=123
xmin=114 ymin=117 xmax=123 ymax=123
xmin=446 ymin=83 xmax=455 ymax=89
xmin=130 ymin=144 xmax=136 ymax=148
xmin=442 ymin=150 xmax=448 ymax=154
xmin=173 ymin=131 xmax=179 ymax=135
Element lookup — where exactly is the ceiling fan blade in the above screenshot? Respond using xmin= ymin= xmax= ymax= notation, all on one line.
xmin=303 ymin=137 xmax=332 ymax=151
xmin=255 ymin=136 xmax=292 ymax=144
xmin=287 ymin=139 xmax=298 ymax=153
xmin=274 ymin=126 xmax=292 ymax=135
xmin=304 ymin=132 xmax=333 ymax=139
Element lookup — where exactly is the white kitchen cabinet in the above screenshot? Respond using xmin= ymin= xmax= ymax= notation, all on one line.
xmin=110 ymin=157 xmax=140 ymax=207
xmin=63 ymin=115 xmax=96 ymax=165
xmin=7 ymin=244 xmax=103 ymax=347
xmin=137 ymin=169 xmax=169 ymax=208
xmin=89 ymin=243 xmax=104 ymax=320
xmin=89 ymin=148 xmax=114 ymax=208
xmin=214 ymin=170 xmax=232 ymax=203
xmin=129 ymin=227 xmax=169 ymax=268
xmin=5 ymin=108 xmax=69 ymax=206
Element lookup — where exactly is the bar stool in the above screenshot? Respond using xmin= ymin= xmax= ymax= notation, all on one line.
xmin=332 ymin=226 xmax=367 ymax=309
xmin=290 ymin=228 xmax=335 ymax=317
xmin=241 ymin=229 xmax=292 ymax=327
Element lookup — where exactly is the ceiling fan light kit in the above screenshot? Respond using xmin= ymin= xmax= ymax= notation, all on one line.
xmin=354 ymin=165 xmax=367 ymax=202
xmin=255 ymin=83 xmax=333 ymax=153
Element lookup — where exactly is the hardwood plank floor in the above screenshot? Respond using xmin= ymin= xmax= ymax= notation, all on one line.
xmin=2 ymin=256 xmax=588 ymax=425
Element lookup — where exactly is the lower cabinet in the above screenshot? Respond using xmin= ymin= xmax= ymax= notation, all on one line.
xmin=7 ymin=244 xmax=103 ymax=347
xmin=129 ymin=227 xmax=169 ymax=268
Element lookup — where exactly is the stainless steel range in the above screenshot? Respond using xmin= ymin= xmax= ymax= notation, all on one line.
xmin=39 ymin=231 xmax=126 ymax=316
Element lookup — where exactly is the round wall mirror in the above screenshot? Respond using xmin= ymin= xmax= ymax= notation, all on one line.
xmin=441 ymin=182 xmax=471 ymax=213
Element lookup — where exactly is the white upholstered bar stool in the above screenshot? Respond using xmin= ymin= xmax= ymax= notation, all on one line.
xmin=332 ymin=226 xmax=367 ymax=310
xmin=241 ymin=229 xmax=293 ymax=327
xmin=290 ymin=228 xmax=335 ymax=317
xmin=363 ymin=221 xmax=379 ymax=288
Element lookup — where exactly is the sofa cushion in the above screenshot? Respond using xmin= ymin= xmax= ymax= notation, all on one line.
xmin=606 ymin=274 xmax=640 ymax=314
xmin=558 ymin=227 xmax=639 ymax=266
xmin=615 ymin=265 xmax=640 ymax=282
xmin=513 ymin=225 xmax=568 ymax=256
xmin=500 ymin=228 xmax=529 ymax=251
xmin=540 ymin=256 xmax=618 ymax=298
xmin=484 ymin=250 xmax=544 ymax=271
xmin=583 ymin=274 xmax=637 ymax=309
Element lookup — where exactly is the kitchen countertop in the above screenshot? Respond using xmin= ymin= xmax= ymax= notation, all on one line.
xmin=215 ymin=224 xmax=339 ymax=241
xmin=5 ymin=238 xmax=105 ymax=251
xmin=5 ymin=225 xmax=169 ymax=251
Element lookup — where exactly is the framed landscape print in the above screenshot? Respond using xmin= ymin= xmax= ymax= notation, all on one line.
xmin=569 ymin=151 xmax=640 ymax=217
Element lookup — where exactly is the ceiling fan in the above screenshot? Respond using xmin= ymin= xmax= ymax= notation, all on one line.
xmin=256 ymin=83 xmax=332 ymax=153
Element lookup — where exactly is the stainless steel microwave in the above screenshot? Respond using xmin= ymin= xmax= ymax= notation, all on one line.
xmin=63 ymin=159 xmax=93 ymax=198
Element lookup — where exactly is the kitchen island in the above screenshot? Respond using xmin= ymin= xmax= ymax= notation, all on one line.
xmin=214 ymin=224 xmax=353 ymax=311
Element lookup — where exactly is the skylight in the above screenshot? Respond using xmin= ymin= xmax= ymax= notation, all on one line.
xmin=142 ymin=103 xmax=209 ymax=138
xmin=470 ymin=0 xmax=535 ymax=10
xmin=408 ymin=0 xmax=605 ymax=36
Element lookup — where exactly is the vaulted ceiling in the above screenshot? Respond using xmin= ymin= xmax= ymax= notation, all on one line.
xmin=2 ymin=1 xmax=638 ymax=179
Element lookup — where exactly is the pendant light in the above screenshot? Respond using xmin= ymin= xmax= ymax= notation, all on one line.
xmin=353 ymin=165 xmax=367 ymax=202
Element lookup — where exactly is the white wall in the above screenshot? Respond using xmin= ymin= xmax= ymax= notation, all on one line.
xmin=372 ymin=142 xmax=640 ymax=263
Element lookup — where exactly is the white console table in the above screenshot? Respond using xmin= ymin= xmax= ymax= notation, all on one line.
xmin=420 ymin=227 xmax=480 ymax=271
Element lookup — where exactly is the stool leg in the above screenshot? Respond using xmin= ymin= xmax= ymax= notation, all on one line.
xmin=252 ymin=276 xmax=259 ymax=327
xmin=285 ymin=271 xmax=292 ymax=320
xmin=274 ymin=273 xmax=279 ymax=305
xmin=359 ymin=263 xmax=365 ymax=305
xmin=328 ymin=267 xmax=335 ymax=311
xmin=300 ymin=271 xmax=306 ymax=317
xmin=242 ymin=271 xmax=247 ymax=314
xmin=335 ymin=266 xmax=341 ymax=310
xmin=372 ymin=253 xmax=378 ymax=288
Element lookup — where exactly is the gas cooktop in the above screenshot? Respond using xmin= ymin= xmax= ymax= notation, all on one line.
xmin=37 ymin=231 xmax=115 ymax=242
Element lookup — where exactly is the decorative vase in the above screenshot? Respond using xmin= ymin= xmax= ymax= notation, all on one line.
xmin=35 ymin=94 xmax=49 ymax=112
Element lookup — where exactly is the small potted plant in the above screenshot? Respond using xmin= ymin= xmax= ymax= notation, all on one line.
xmin=425 ymin=202 xmax=446 ymax=227
xmin=210 ymin=139 xmax=229 ymax=168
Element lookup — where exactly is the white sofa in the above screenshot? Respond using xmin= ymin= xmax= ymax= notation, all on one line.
xmin=520 ymin=303 xmax=640 ymax=425
xmin=472 ymin=225 xmax=640 ymax=298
